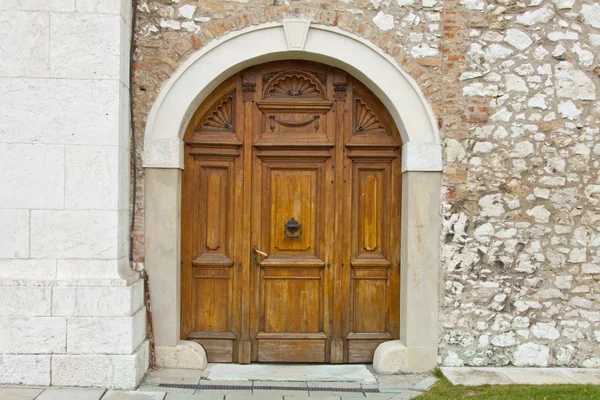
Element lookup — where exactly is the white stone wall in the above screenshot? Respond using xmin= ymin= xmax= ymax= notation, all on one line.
xmin=0 ymin=0 xmax=148 ymax=389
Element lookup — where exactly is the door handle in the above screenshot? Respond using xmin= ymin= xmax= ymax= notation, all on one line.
xmin=253 ymin=246 xmax=268 ymax=257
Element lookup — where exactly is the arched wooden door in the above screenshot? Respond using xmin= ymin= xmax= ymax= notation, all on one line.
xmin=181 ymin=61 xmax=401 ymax=364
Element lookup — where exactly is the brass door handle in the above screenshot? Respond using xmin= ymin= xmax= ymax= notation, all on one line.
xmin=253 ymin=246 xmax=268 ymax=257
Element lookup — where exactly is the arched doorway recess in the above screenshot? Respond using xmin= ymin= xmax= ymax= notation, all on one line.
xmin=181 ymin=61 xmax=402 ymax=364
xmin=143 ymin=20 xmax=442 ymax=373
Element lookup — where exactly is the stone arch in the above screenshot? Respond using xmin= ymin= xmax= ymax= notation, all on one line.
xmin=143 ymin=20 xmax=442 ymax=373
xmin=143 ymin=21 xmax=441 ymax=171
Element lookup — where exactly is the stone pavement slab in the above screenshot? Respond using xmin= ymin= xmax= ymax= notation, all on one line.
xmin=557 ymin=368 xmax=600 ymax=385
xmin=144 ymin=368 xmax=204 ymax=385
xmin=36 ymin=387 xmax=106 ymax=400
xmin=225 ymin=395 xmax=284 ymax=399
xmin=0 ymin=388 xmax=44 ymax=400
xmin=103 ymin=391 xmax=167 ymax=400
xmin=365 ymin=392 xmax=421 ymax=400
xmin=208 ymin=364 xmax=376 ymax=383
xmin=498 ymin=368 xmax=576 ymax=385
xmin=164 ymin=394 xmax=224 ymax=400
xmin=441 ymin=367 xmax=513 ymax=386
xmin=254 ymin=380 xmax=308 ymax=397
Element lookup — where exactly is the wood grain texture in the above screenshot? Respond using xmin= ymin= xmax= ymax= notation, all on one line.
xmin=181 ymin=61 xmax=402 ymax=364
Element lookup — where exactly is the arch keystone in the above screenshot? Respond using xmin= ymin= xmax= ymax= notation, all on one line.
xmin=283 ymin=19 xmax=310 ymax=50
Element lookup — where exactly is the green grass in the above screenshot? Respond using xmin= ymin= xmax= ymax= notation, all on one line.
xmin=414 ymin=369 xmax=600 ymax=400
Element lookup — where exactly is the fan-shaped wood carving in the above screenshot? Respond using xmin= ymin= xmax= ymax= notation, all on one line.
xmin=196 ymin=92 xmax=235 ymax=131
xmin=354 ymin=96 xmax=387 ymax=135
xmin=264 ymin=72 xmax=324 ymax=98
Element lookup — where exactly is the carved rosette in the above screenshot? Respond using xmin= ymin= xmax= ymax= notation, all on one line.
xmin=195 ymin=92 xmax=235 ymax=132
xmin=263 ymin=71 xmax=325 ymax=99
xmin=353 ymin=96 xmax=387 ymax=135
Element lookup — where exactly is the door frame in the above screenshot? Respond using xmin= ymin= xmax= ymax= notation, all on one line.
xmin=143 ymin=20 xmax=443 ymax=373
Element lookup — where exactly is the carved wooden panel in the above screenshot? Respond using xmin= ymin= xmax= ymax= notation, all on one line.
xmin=194 ymin=163 xmax=233 ymax=262
xmin=262 ymin=268 xmax=323 ymax=333
xmin=268 ymin=167 xmax=320 ymax=254
xmin=264 ymin=71 xmax=325 ymax=99
xmin=353 ymin=95 xmax=388 ymax=136
xmin=193 ymin=267 xmax=232 ymax=333
xmin=195 ymin=92 xmax=235 ymax=132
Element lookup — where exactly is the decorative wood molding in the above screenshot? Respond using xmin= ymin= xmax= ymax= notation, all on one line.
xmin=186 ymin=136 xmax=242 ymax=160
xmin=345 ymin=142 xmax=400 ymax=160
xmin=254 ymin=140 xmax=333 ymax=161
xmin=354 ymin=95 xmax=387 ymax=135
xmin=269 ymin=114 xmax=320 ymax=132
xmin=242 ymin=70 xmax=256 ymax=102
xmin=333 ymin=69 xmax=347 ymax=101
xmin=195 ymin=92 xmax=235 ymax=132
xmin=264 ymin=71 xmax=325 ymax=99
xmin=256 ymin=100 xmax=332 ymax=113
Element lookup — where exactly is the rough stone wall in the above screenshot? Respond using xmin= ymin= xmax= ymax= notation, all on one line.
xmin=133 ymin=0 xmax=600 ymax=367
xmin=440 ymin=0 xmax=600 ymax=368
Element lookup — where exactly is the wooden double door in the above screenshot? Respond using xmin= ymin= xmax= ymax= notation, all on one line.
xmin=181 ymin=61 xmax=401 ymax=364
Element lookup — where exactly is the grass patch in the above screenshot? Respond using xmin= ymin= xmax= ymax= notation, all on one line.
xmin=414 ymin=369 xmax=600 ymax=400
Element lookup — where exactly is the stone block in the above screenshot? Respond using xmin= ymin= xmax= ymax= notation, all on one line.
xmin=56 ymin=258 xmax=128 ymax=285
xmin=373 ymin=341 xmax=437 ymax=374
xmin=50 ymin=13 xmax=120 ymax=79
xmin=0 ymin=259 xmax=56 ymax=283
xmin=0 ymin=286 xmax=51 ymax=316
xmin=67 ymin=307 xmax=146 ymax=354
xmin=36 ymin=388 xmax=106 ymax=400
xmin=498 ymin=368 xmax=576 ymax=384
xmin=155 ymin=341 xmax=207 ymax=370
xmin=118 ymin=145 xmax=131 ymax=211
xmin=557 ymin=368 xmax=600 ymax=385
xmin=0 ymin=143 xmax=64 ymax=209
xmin=0 ymin=11 xmax=49 ymax=77
xmin=0 ymin=0 xmax=74 ymax=11
xmin=0 ymin=78 xmax=120 ymax=145
xmin=65 ymin=145 xmax=119 ymax=210
xmin=75 ymin=0 xmax=121 ymax=14
xmin=119 ymin=19 xmax=132 ymax=87
xmin=0 ymin=317 xmax=66 ymax=353
xmin=52 ymin=340 xmax=149 ymax=389
xmin=0 ymin=354 xmax=51 ymax=386
xmin=52 ymin=279 xmax=144 ymax=317
xmin=0 ymin=209 xmax=29 ymax=258
xmin=441 ymin=367 xmax=512 ymax=386
xmin=31 ymin=210 xmax=119 ymax=259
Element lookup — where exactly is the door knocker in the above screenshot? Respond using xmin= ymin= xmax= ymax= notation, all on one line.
xmin=284 ymin=218 xmax=302 ymax=240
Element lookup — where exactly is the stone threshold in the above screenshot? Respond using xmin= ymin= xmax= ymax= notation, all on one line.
xmin=441 ymin=367 xmax=600 ymax=386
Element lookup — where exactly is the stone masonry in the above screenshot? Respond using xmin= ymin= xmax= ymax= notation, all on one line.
xmin=0 ymin=0 xmax=148 ymax=389
xmin=132 ymin=0 xmax=600 ymax=369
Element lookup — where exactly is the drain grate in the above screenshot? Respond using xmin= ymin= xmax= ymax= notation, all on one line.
xmin=158 ymin=383 xmax=379 ymax=393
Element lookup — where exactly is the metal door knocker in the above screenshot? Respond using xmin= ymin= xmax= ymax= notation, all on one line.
xmin=284 ymin=218 xmax=302 ymax=240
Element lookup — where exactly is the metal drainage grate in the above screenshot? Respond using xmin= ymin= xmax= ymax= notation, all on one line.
xmin=158 ymin=383 xmax=379 ymax=393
